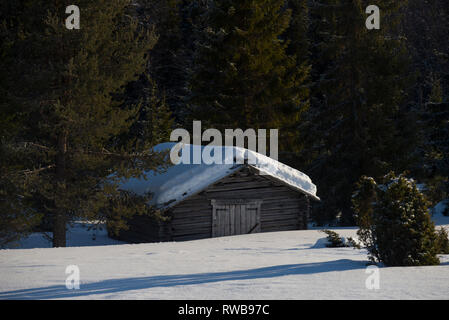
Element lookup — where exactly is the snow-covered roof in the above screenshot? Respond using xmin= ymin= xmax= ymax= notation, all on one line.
xmin=119 ymin=142 xmax=319 ymax=209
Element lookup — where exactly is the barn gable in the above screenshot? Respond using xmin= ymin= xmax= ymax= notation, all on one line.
xmin=119 ymin=143 xmax=319 ymax=209
xmin=117 ymin=164 xmax=314 ymax=243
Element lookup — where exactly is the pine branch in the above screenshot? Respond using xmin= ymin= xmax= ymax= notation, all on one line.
xmin=21 ymin=165 xmax=56 ymax=176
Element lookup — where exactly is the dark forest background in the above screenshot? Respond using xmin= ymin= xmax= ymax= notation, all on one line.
xmin=1 ymin=0 xmax=448 ymax=247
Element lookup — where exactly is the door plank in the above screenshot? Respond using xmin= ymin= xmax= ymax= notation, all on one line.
xmin=235 ymin=205 xmax=241 ymax=235
xmin=211 ymin=199 xmax=262 ymax=237
xmin=230 ymin=205 xmax=235 ymax=235
xmin=241 ymin=205 xmax=247 ymax=233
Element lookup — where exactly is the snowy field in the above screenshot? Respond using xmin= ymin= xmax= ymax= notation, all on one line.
xmin=0 ymin=214 xmax=448 ymax=300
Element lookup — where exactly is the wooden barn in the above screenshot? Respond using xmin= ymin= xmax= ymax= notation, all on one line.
xmin=116 ymin=143 xmax=319 ymax=243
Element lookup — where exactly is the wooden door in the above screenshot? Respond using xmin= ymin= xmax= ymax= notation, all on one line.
xmin=211 ymin=200 xmax=262 ymax=237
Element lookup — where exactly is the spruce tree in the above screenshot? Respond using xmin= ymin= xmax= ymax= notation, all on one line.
xmin=353 ymin=173 xmax=440 ymax=266
xmin=134 ymin=0 xmax=193 ymax=124
xmin=403 ymin=0 xmax=449 ymax=203
xmin=421 ymin=97 xmax=449 ymax=201
xmin=188 ymin=0 xmax=310 ymax=154
xmin=282 ymin=0 xmax=311 ymax=163
xmin=0 ymin=123 xmax=43 ymax=246
xmin=300 ymin=0 xmax=415 ymax=225
xmin=0 ymin=0 xmax=172 ymax=247
xmin=403 ymin=0 xmax=449 ymax=106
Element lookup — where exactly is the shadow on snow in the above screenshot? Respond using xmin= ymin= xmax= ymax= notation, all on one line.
xmin=0 ymin=259 xmax=366 ymax=299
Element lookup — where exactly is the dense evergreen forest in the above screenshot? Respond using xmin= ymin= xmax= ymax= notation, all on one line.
xmin=1 ymin=0 xmax=448 ymax=246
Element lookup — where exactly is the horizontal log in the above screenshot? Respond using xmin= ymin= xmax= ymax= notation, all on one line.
xmin=173 ymin=233 xmax=211 ymax=241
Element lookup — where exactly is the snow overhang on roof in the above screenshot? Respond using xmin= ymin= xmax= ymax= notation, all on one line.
xmin=119 ymin=143 xmax=320 ymax=209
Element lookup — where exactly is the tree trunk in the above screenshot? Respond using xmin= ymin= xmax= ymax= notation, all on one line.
xmin=53 ymin=133 xmax=68 ymax=247
xmin=53 ymin=213 xmax=67 ymax=247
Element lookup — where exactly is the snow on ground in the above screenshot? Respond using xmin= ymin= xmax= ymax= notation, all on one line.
xmin=0 ymin=213 xmax=448 ymax=300
xmin=432 ymin=200 xmax=449 ymax=228
xmin=3 ymin=222 xmax=125 ymax=249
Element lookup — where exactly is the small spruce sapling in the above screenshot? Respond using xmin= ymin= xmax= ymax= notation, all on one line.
xmin=321 ymin=229 xmax=347 ymax=247
xmin=352 ymin=172 xmax=440 ymax=266
xmin=435 ymin=227 xmax=449 ymax=254
xmin=320 ymin=229 xmax=360 ymax=248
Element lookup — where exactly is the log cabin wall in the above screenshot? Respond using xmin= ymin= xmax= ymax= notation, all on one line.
xmin=117 ymin=166 xmax=310 ymax=243
xmin=168 ymin=166 xmax=309 ymax=242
